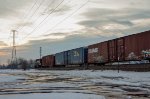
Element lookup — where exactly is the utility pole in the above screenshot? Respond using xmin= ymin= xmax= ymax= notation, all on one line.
xmin=11 ymin=30 xmax=17 ymax=69
xmin=40 ymin=47 xmax=42 ymax=68
xmin=40 ymin=47 xmax=42 ymax=59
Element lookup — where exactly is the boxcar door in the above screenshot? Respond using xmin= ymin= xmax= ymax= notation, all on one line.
xmin=108 ymin=40 xmax=117 ymax=62
xmin=117 ymin=38 xmax=125 ymax=61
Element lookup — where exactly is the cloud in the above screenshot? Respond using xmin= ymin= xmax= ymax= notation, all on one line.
xmin=43 ymin=32 xmax=78 ymax=37
xmin=52 ymin=5 xmax=71 ymax=16
xmin=43 ymin=32 xmax=70 ymax=37
xmin=0 ymin=47 xmax=11 ymax=64
xmin=0 ymin=0 xmax=32 ymax=18
xmin=80 ymin=7 xmax=150 ymax=25
xmin=0 ymin=49 xmax=10 ymax=56
xmin=15 ymin=21 xmax=33 ymax=27
xmin=0 ymin=41 xmax=7 ymax=47
xmin=77 ymin=7 xmax=150 ymax=37
xmin=42 ymin=0 xmax=72 ymax=16
xmin=90 ymin=0 xmax=150 ymax=9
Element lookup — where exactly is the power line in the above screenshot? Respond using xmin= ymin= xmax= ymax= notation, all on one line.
xmin=18 ymin=0 xmax=46 ymax=32
xmin=30 ymin=0 xmax=71 ymax=33
xmin=21 ymin=0 xmax=65 ymax=41
xmin=31 ymin=0 xmax=55 ymax=23
xmin=7 ymin=31 xmax=12 ymax=47
xmin=41 ymin=0 xmax=89 ymax=35
xmin=17 ymin=0 xmax=55 ymax=42
xmin=16 ymin=0 xmax=39 ymax=30
xmin=30 ymin=0 xmax=71 ymax=32
xmin=18 ymin=0 xmax=88 ymax=45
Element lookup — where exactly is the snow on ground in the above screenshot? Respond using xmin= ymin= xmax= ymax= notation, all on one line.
xmin=0 ymin=69 xmax=150 ymax=99
xmin=0 ymin=74 xmax=23 ymax=83
xmin=0 ymin=93 xmax=105 ymax=99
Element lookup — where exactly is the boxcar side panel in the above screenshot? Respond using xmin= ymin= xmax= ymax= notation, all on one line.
xmin=55 ymin=52 xmax=64 ymax=65
xmin=42 ymin=55 xmax=55 ymax=68
xmin=125 ymin=31 xmax=150 ymax=60
xmin=100 ymin=41 xmax=109 ymax=63
xmin=108 ymin=39 xmax=117 ymax=62
xmin=55 ymin=51 xmax=68 ymax=66
xmin=88 ymin=43 xmax=99 ymax=64
xmin=116 ymin=37 xmax=125 ymax=61
xmin=137 ymin=31 xmax=150 ymax=60
xmin=125 ymin=34 xmax=138 ymax=60
xmin=68 ymin=47 xmax=87 ymax=65
xmin=88 ymin=42 xmax=108 ymax=64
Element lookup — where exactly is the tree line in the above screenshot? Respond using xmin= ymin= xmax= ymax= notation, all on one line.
xmin=6 ymin=58 xmax=36 ymax=70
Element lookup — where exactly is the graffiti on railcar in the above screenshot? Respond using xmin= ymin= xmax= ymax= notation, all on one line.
xmin=142 ymin=49 xmax=150 ymax=59
xmin=88 ymin=48 xmax=98 ymax=53
xmin=73 ymin=51 xmax=80 ymax=57
xmin=95 ymin=56 xmax=104 ymax=63
xmin=128 ymin=52 xmax=138 ymax=60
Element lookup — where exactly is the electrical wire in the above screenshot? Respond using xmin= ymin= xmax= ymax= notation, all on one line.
xmin=16 ymin=0 xmax=39 ymax=30
xmin=18 ymin=0 xmax=46 ymax=32
xmin=21 ymin=0 xmax=65 ymax=40
xmin=31 ymin=0 xmax=55 ymax=23
xmin=41 ymin=0 xmax=89 ymax=36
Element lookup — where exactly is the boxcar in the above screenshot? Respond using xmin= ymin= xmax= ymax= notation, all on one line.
xmin=88 ymin=30 xmax=150 ymax=64
xmin=107 ymin=30 xmax=150 ymax=62
xmin=88 ymin=41 xmax=108 ymax=64
xmin=55 ymin=51 xmax=68 ymax=66
xmin=108 ymin=37 xmax=125 ymax=62
xmin=42 ymin=55 xmax=55 ymax=68
xmin=124 ymin=30 xmax=150 ymax=61
xmin=68 ymin=47 xmax=88 ymax=65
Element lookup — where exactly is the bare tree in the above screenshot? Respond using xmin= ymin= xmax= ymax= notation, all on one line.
xmin=7 ymin=58 xmax=36 ymax=70
xmin=17 ymin=58 xmax=28 ymax=70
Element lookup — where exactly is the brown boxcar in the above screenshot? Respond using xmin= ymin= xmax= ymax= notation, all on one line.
xmin=42 ymin=55 xmax=55 ymax=68
xmin=89 ymin=30 xmax=150 ymax=64
xmin=125 ymin=31 xmax=150 ymax=61
xmin=108 ymin=39 xmax=117 ymax=62
xmin=88 ymin=41 xmax=108 ymax=64
xmin=108 ymin=37 xmax=125 ymax=62
xmin=117 ymin=37 xmax=125 ymax=61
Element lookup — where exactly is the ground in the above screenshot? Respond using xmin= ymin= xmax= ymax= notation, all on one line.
xmin=0 ymin=69 xmax=150 ymax=99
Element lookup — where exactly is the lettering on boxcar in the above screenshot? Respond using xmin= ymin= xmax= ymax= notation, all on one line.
xmin=88 ymin=48 xmax=98 ymax=53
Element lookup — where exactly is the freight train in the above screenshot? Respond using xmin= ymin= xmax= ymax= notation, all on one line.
xmin=36 ymin=30 xmax=150 ymax=68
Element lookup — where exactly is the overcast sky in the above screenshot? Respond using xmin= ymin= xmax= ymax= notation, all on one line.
xmin=0 ymin=0 xmax=150 ymax=64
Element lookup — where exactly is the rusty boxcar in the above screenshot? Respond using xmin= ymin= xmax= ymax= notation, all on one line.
xmin=124 ymin=31 xmax=150 ymax=61
xmin=88 ymin=41 xmax=108 ymax=64
xmin=107 ymin=30 xmax=150 ymax=62
xmin=42 ymin=55 xmax=55 ymax=68
xmin=107 ymin=37 xmax=125 ymax=62
xmin=88 ymin=30 xmax=150 ymax=64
